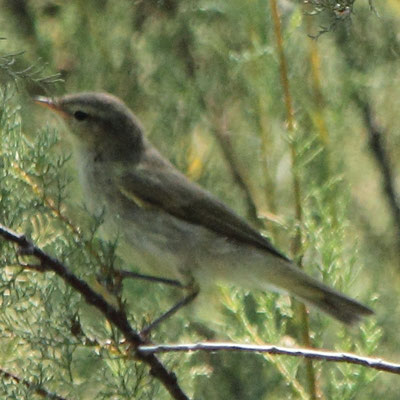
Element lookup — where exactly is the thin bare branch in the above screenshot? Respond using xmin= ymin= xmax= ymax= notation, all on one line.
xmin=139 ymin=342 xmax=400 ymax=375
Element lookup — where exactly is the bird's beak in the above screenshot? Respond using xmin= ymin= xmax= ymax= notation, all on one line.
xmin=33 ymin=96 xmax=69 ymax=118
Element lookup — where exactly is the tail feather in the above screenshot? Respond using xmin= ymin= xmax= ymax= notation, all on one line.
xmin=264 ymin=260 xmax=373 ymax=325
xmin=290 ymin=275 xmax=373 ymax=325
xmin=298 ymin=285 xmax=373 ymax=325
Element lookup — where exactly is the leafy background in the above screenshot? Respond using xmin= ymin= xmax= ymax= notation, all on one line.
xmin=0 ymin=0 xmax=399 ymax=399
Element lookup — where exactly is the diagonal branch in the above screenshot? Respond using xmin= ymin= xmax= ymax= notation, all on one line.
xmin=139 ymin=342 xmax=400 ymax=375
xmin=0 ymin=367 xmax=67 ymax=400
xmin=353 ymin=94 xmax=400 ymax=250
xmin=211 ymin=111 xmax=261 ymax=227
xmin=0 ymin=224 xmax=189 ymax=400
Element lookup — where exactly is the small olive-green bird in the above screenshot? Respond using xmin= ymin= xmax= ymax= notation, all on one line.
xmin=35 ymin=92 xmax=373 ymax=324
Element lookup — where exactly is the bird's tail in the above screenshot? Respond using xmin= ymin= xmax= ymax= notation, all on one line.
xmin=291 ymin=277 xmax=373 ymax=324
xmin=261 ymin=260 xmax=373 ymax=325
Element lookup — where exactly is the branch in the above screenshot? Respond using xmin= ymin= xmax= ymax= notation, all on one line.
xmin=0 ymin=367 xmax=66 ymax=400
xmin=0 ymin=224 xmax=189 ymax=400
xmin=269 ymin=0 xmax=317 ymax=397
xmin=353 ymin=94 xmax=400 ymax=250
xmin=211 ymin=112 xmax=261 ymax=227
xmin=139 ymin=342 xmax=400 ymax=375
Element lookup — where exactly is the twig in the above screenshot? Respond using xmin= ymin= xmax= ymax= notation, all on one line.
xmin=332 ymin=24 xmax=400 ymax=255
xmin=139 ymin=342 xmax=400 ymax=375
xmin=0 ymin=367 xmax=67 ymax=400
xmin=269 ymin=0 xmax=317 ymax=397
xmin=115 ymin=269 xmax=184 ymax=288
xmin=211 ymin=112 xmax=261 ymax=227
xmin=353 ymin=94 xmax=400 ymax=251
xmin=0 ymin=224 xmax=189 ymax=400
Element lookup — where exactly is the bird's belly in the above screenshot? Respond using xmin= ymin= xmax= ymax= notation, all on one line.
xmin=116 ymin=209 xmax=201 ymax=281
xmin=81 ymin=173 xmax=208 ymax=281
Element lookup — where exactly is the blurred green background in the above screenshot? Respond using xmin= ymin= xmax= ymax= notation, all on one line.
xmin=0 ymin=0 xmax=399 ymax=399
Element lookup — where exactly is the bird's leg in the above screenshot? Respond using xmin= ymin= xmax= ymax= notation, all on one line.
xmin=115 ymin=269 xmax=185 ymax=288
xmin=140 ymin=284 xmax=199 ymax=337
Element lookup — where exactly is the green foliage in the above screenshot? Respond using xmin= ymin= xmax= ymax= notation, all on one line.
xmin=0 ymin=0 xmax=399 ymax=399
xmin=0 ymin=51 xmax=61 ymax=89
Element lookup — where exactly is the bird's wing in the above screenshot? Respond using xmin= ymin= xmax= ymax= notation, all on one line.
xmin=116 ymin=146 xmax=289 ymax=261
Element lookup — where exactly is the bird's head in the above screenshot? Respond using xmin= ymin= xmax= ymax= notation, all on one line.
xmin=34 ymin=92 xmax=144 ymax=158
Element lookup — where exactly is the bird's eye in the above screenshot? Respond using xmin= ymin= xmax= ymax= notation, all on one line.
xmin=73 ymin=110 xmax=89 ymax=121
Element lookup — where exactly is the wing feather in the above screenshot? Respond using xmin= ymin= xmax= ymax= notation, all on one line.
xmin=116 ymin=146 xmax=289 ymax=261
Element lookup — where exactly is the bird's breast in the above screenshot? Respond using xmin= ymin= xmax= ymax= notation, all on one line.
xmin=74 ymin=150 xmax=201 ymax=278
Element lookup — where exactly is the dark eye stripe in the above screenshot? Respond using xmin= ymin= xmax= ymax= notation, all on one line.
xmin=74 ymin=110 xmax=89 ymax=121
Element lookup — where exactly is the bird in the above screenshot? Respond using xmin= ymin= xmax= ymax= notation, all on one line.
xmin=34 ymin=92 xmax=373 ymax=325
